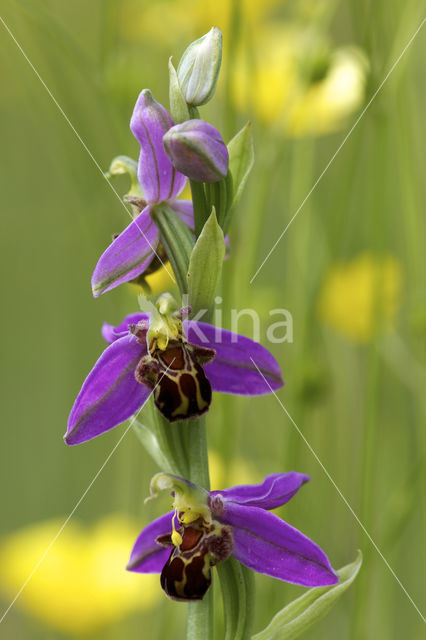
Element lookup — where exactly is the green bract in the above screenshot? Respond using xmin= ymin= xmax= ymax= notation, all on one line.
xmin=168 ymin=57 xmax=190 ymax=124
xmin=228 ymin=122 xmax=255 ymax=212
xmin=187 ymin=207 xmax=225 ymax=321
xmin=252 ymin=552 xmax=363 ymax=640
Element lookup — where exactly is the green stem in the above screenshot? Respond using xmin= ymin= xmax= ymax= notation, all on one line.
xmin=187 ymin=590 xmax=214 ymax=640
xmin=183 ymin=416 xmax=213 ymax=640
xmin=188 ymin=105 xmax=200 ymax=119
xmin=185 ymin=416 xmax=210 ymax=489
xmin=190 ymin=180 xmax=209 ymax=237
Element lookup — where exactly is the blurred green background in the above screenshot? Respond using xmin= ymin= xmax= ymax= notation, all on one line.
xmin=1 ymin=0 xmax=425 ymax=638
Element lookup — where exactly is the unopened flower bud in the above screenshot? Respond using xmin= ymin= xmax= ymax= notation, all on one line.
xmin=177 ymin=27 xmax=222 ymax=106
xmin=163 ymin=120 xmax=229 ymax=183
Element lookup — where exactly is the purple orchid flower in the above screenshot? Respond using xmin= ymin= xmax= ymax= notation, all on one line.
xmin=91 ymin=89 xmax=193 ymax=297
xmin=65 ymin=309 xmax=283 ymax=445
xmin=127 ymin=472 xmax=338 ymax=601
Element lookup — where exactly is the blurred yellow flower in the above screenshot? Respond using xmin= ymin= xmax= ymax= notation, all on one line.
xmin=233 ymin=26 xmax=368 ymax=136
xmin=145 ymin=264 xmax=175 ymax=293
xmin=317 ymin=253 xmax=402 ymax=342
xmin=121 ymin=0 xmax=285 ymax=45
xmin=0 ymin=515 xmax=159 ymax=636
xmin=127 ymin=262 xmax=178 ymax=298
xmin=209 ymin=449 xmax=261 ymax=489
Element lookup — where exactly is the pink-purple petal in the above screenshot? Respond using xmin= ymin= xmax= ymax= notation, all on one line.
xmin=130 ymin=90 xmax=186 ymax=203
xmin=221 ymin=503 xmax=338 ymax=587
xmin=211 ymin=473 xmax=310 ymax=510
xmin=91 ymin=206 xmax=159 ymax=298
xmin=102 ymin=313 xmax=149 ymax=344
xmin=127 ymin=511 xmax=174 ymax=573
xmin=65 ymin=336 xmax=148 ymax=445
xmin=185 ymin=321 xmax=283 ymax=395
xmin=169 ymin=199 xmax=195 ymax=231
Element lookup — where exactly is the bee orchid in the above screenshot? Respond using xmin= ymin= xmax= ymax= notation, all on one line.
xmin=127 ymin=473 xmax=338 ymax=601
xmin=65 ymin=295 xmax=283 ymax=445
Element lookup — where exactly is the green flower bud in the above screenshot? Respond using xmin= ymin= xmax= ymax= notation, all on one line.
xmin=177 ymin=27 xmax=222 ymax=106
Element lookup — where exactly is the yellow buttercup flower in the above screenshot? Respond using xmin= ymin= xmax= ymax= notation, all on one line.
xmin=317 ymin=253 xmax=402 ymax=343
xmin=0 ymin=515 xmax=159 ymax=636
xmin=233 ymin=25 xmax=368 ymax=137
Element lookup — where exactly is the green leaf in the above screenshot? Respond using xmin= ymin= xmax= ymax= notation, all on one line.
xmin=252 ymin=552 xmax=362 ymax=640
xmin=187 ymin=207 xmax=225 ymax=320
xmin=131 ymin=419 xmax=172 ymax=471
xmin=132 ymin=399 xmax=189 ymax=477
xmin=204 ymin=176 xmax=231 ymax=232
xmin=151 ymin=203 xmax=194 ymax=296
xmin=168 ymin=57 xmax=190 ymax=124
xmin=227 ymin=121 xmax=254 ymax=211
xmin=218 ymin=558 xmax=255 ymax=640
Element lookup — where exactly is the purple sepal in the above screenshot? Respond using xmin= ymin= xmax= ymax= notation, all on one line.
xmin=222 ymin=502 xmax=339 ymax=587
xmin=130 ymin=90 xmax=186 ymax=202
xmin=65 ymin=336 xmax=148 ymax=445
xmin=185 ymin=321 xmax=284 ymax=394
xmin=127 ymin=511 xmax=174 ymax=573
xmin=91 ymin=206 xmax=159 ymax=298
xmin=211 ymin=472 xmax=310 ymax=510
xmin=169 ymin=199 xmax=195 ymax=231
xmin=163 ymin=120 xmax=229 ymax=183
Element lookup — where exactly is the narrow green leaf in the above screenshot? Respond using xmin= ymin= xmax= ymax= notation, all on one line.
xmin=187 ymin=207 xmax=225 ymax=320
xmin=190 ymin=179 xmax=209 ymax=237
xmin=131 ymin=419 xmax=172 ymax=471
xmin=132 ymin=398 xmax=189 ymax=477
xmin=218 ymin=170 xmax=234 ymax=235
xmin=252 ymin=552 xmax=362 ymax=640
xmin=168 ymin=57 xmax=190 ymax=124
xmin=227 ymin=121 xmax=254 ymax=211
xmin=205 ymin=177 xmax=230 ymax=231
xmin=218 ymin=558 xmax=255 ymax=640
xmin=151 ymin=203 xmax=194 ymax=296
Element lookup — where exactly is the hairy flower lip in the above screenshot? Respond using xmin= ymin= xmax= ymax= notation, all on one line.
xmin=65 ymin=312 xmax=284 ymax=445
xmin=127 ymin=473 xmax=338 ymax=600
